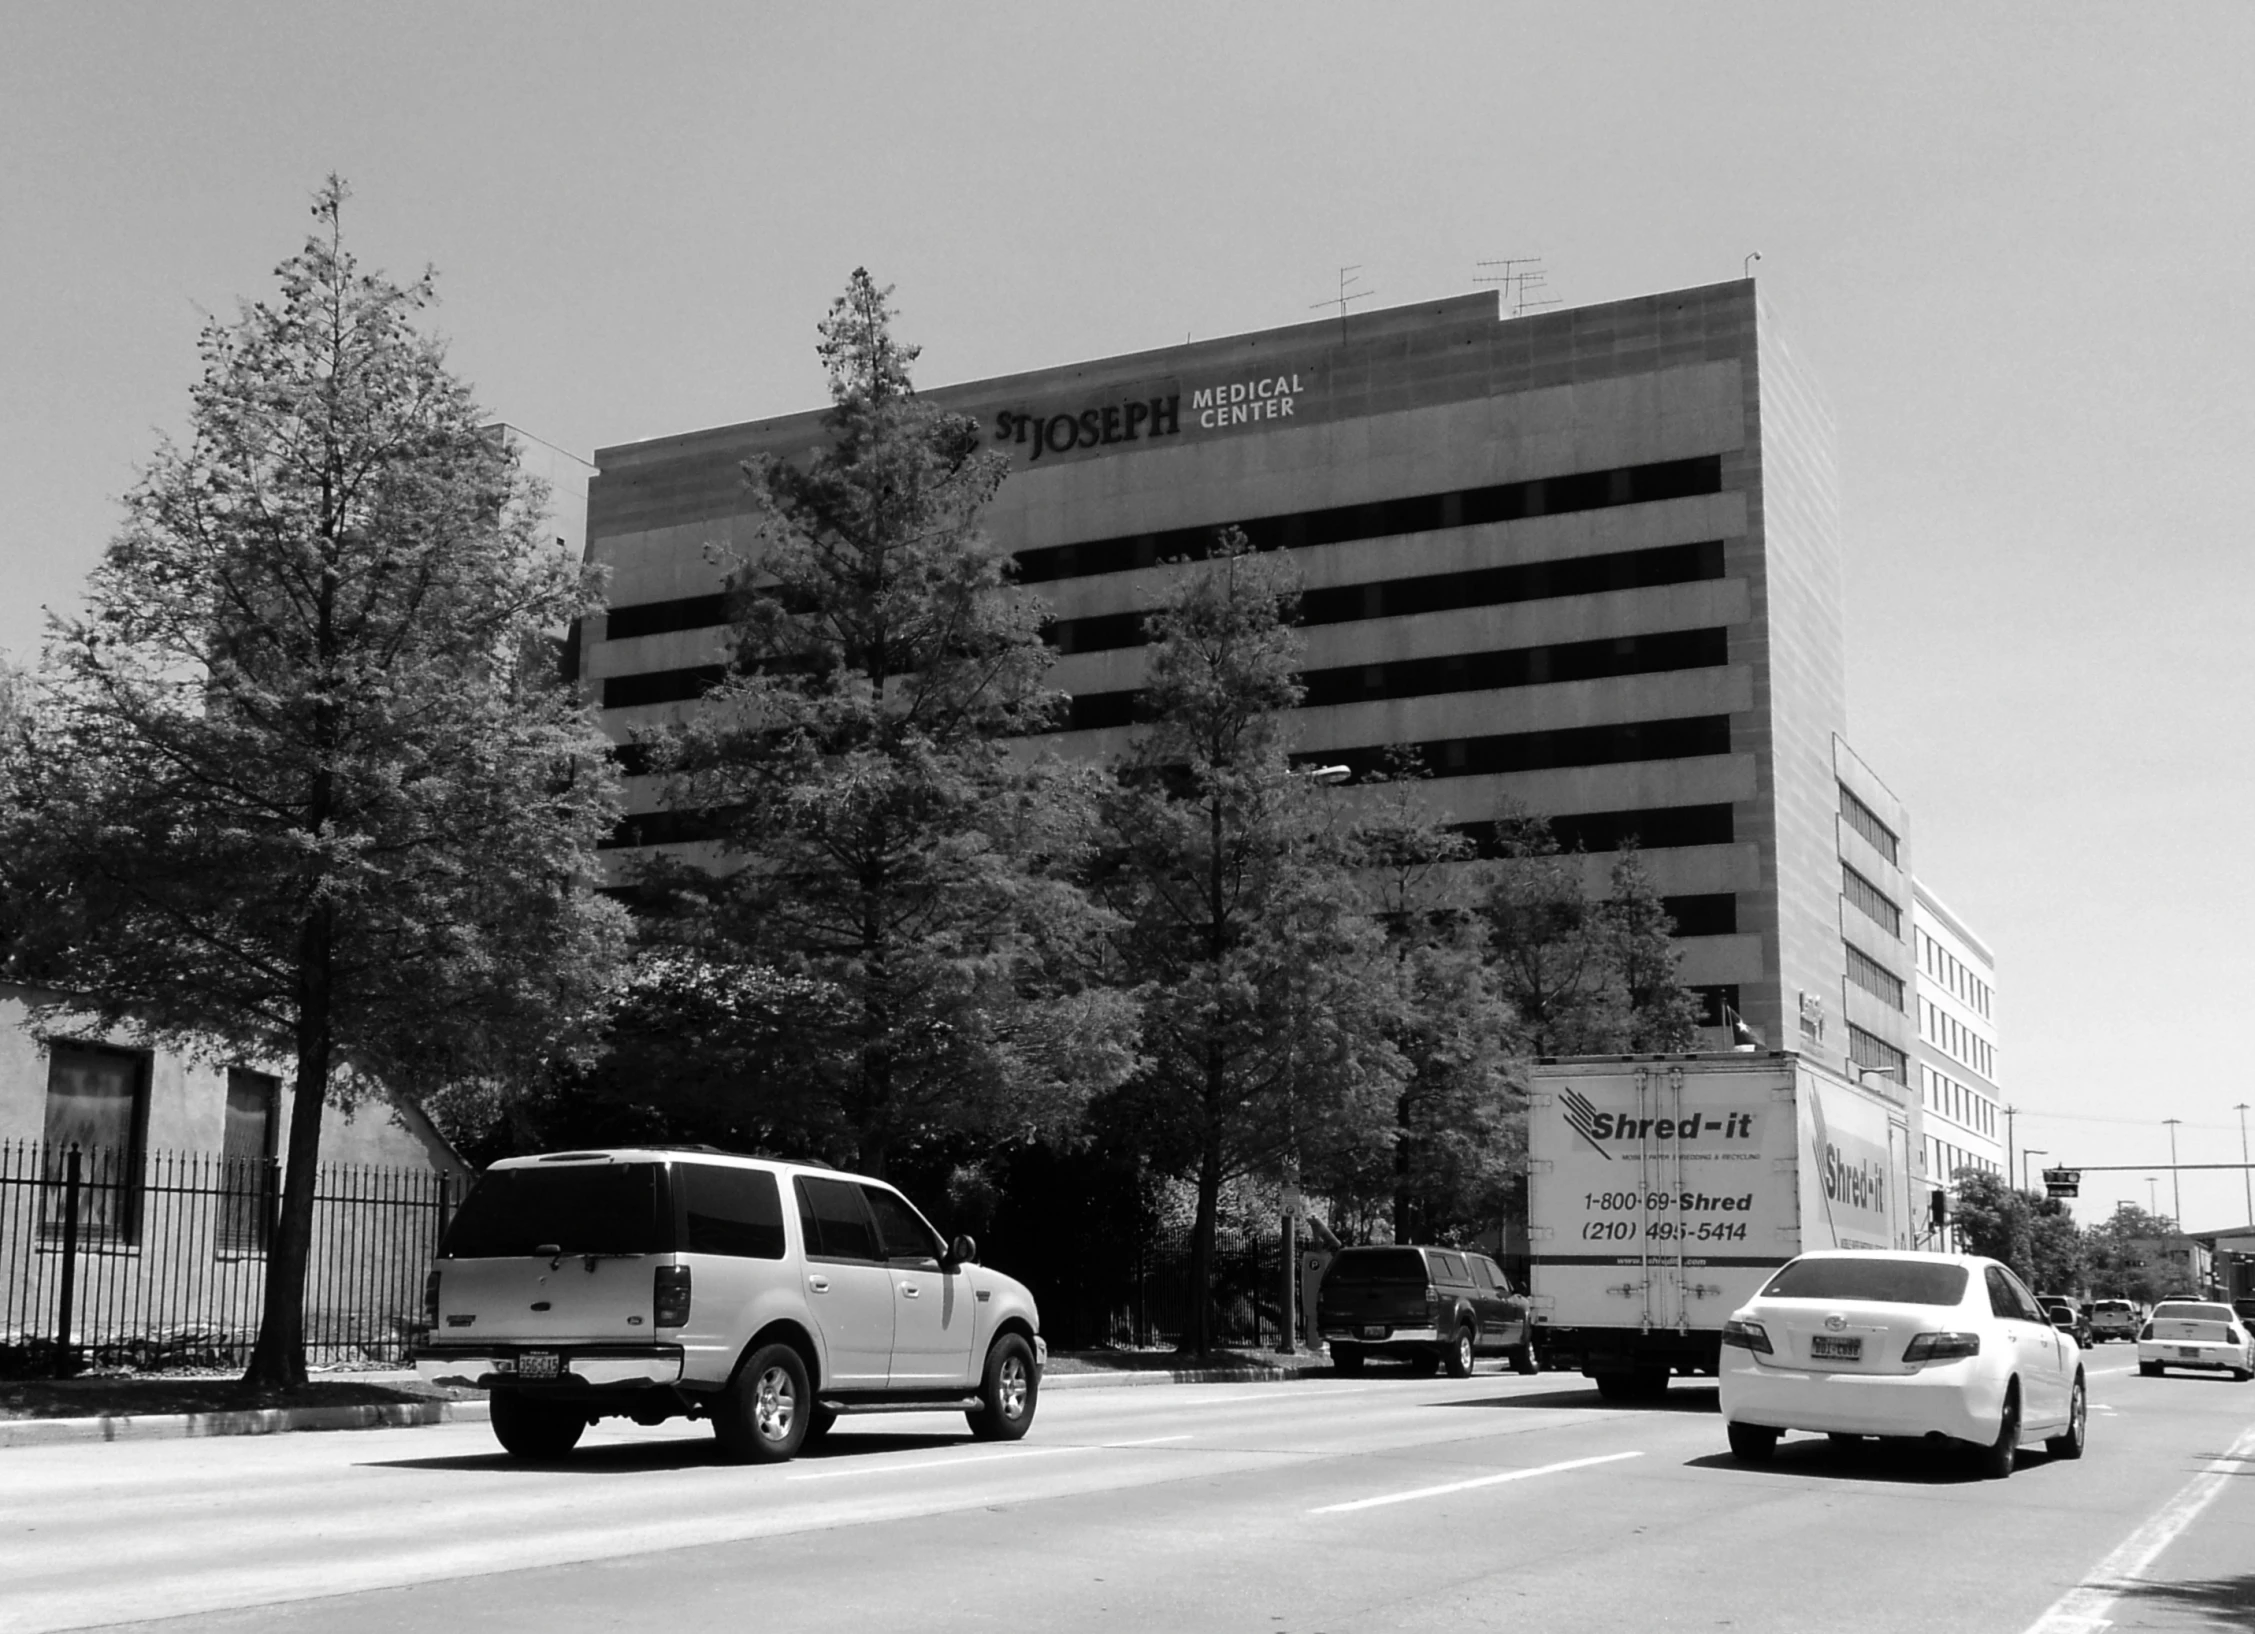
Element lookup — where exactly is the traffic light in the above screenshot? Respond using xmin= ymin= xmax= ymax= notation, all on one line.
xmin=1928 ymin=1188 xmax=1949 ymax=1230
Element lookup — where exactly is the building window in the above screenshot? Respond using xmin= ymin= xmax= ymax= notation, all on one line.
xmin=1838 ymin=785 xmax=1900 ymax=865
xmin=41 ymin=1042 xmax=150 ymax=1246
xmin=1845 ymin=943 xmax=1906 ymax=1011
xmin=1843 ymin=866 xmax=1902 ymax=938
xmin=1847 ymin=1023 xmax=1908 ymax=1085
xmin=217 ymin=1068 xmax=279 ymax=1257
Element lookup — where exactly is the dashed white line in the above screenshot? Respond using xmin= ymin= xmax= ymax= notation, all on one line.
xmin=786 ymin=1433 xmax=1191 ymax=1483
xmin=2020 ymin=1421 xmax=2255 ymax=1634
xmin=1309 ymin=1450 xmax=1643 ymax=1514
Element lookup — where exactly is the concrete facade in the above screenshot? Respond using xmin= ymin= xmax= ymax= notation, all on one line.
xmin=582 ymin=280 xmax=1923 ymax=1097
xmin=1910 ymin=881 xmax=2006 ymax=1187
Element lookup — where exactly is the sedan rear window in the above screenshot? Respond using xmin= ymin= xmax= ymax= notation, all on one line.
xmin=1759 ymin=1258 xmax=1969 ymax=1307
xmin=1325 ymin=1248 xmax=1429 ymax=1285
xmin=441 ymin=1163 xmax=670 ymax=1258
xmin=2153 ymin=1303 xmax=2234 ymax=1323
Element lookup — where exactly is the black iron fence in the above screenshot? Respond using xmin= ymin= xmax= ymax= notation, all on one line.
xmin=0 ymin=1141 xmax=455 ymax=1375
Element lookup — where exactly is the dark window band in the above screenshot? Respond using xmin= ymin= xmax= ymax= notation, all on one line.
xmin=1015 ymin=454 xmax=1725 ymax=586
xmin=1450 ymin=802 xmax=1735 ymax=856
xmin=607 ymin=593 xmax=731 ymax=642
xmin=1048 ymin=539 xmax=1727 ymax=656
xmin=604 ymin=665 xmax=727 ymax=709
xmin=1063 ymin=626 xmax=1729 ymax=731
xmin=1295 ymin=714 xmax=1731 ymax=785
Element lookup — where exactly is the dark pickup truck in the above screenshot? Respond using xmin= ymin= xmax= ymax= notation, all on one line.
xmin=1318 ymin=1245 xmax=1540 ymax=1377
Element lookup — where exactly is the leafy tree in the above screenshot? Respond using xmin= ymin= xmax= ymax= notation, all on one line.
xmin=1479 ymin=807 xmax=1699 ymax=1056
xmin=1095 ymin=537 xmax=1402 ymax=1352
xmin=1949 ymin=1170 xmax=2034 ymax=1281
xmin=2 ymin=180 xmax=627 ymax=1387
xmin=2083 ymin=1201 xmax=2199 ymax=1304
xmin=1336 ymin=764 xmax=1524 ymax=1243
xmin=645 ymin=270 xmax=1134 ymax=1177
xmin=2028 ymin=1197 xmax=2086 ymax=1295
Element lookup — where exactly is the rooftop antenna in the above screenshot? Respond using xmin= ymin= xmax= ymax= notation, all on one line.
xmin=1476 ymin=256 xmax=1561 ymax=318
xmin=1311 ymin=265 xmax=1372 ymax=341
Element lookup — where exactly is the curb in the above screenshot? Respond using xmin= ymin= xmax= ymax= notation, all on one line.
xmin=0 ymin=1398 xmax=491 ymax=1449
xmin=0 ymin=1365 xmax=1327 ymax=1448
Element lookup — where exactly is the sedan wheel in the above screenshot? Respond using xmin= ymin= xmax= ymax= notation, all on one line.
xmin=2044 ymin=1373 xmax=2087 ymax=1460
xmin=1726 ymin=1422 xmax=1778 ymax=1463
xmin=1976 ymin=1388 xmax=2019 ymax=1480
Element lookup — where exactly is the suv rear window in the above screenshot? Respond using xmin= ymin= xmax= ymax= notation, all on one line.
xmin=1325 ymin=1249 xmax=1428 ymax=1285
xmin=1760 ymin=1258 xmax=1969 ymax=1307
xmin=2093 ymin=1300 xmax=2135 ymax=1314
xmin=442 ymin=1163 xmax=670 ymax=1258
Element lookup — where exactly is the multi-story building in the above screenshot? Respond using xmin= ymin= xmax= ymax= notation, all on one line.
xmin=1911 ymin=879 xmax=2005 ymax=1186
xmin=582 ymin=279 xmax=1927 ymax=1184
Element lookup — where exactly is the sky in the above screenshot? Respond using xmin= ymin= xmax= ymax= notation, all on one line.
xmin=5 ymin=3 xmax=2251 ymax=1230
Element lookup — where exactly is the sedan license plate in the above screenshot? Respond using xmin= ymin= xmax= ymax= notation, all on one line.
xmin=2179 ymin=1347 xmax=2201 ymax=1360
xmin=517 ymin=1350 xmax=561 ymax=1380
xmin=1810 ymin=1335 xmax=1861 ymax=1361
xmin=1360 ymin=1326 xmax=1387 ymax=1340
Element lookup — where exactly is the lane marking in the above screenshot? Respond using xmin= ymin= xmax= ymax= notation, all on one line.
xmin=2020 ymin=1420 xmax=2255 ymax=1634
xmin=786 ymin=1435 xmax=1186 ymax=1483
xmin=1309 ymin=1450 xmax=1642 ymax=1514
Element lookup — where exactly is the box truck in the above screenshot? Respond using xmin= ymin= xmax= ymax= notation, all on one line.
xmin=1527 ymin=1052 xmax=1922 ymax=1398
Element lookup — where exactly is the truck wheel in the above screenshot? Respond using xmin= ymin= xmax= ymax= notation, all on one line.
xmin=489 ymin=1389 xmax=586 ymax=1460
xmin=1445 ymin=1326 xmax=1476 ymax=1379
xmin=1511 ymin=1343 xmax=1540 ymax=1376
xmin=1975 ymin=1386 xmax=2019 ymax=1480
xmin=967 ymin=1334 xmax=1038 ymax=1441
xmin=1406 ymin=1351 xmax=1440 ymax=1377
xmin=714 ymin=1343 xmax=811 ymax=1464
xmin=1594 ymin=1372 xmax=1635 ymax=1402
xmin=1726 ymin=1422 xmax=1778 ymax=1463
xmin=1331 ymin=1344 xmax=1365 ymax=1375
xmin=1634 ymin=1367 xmax=1672 ymax=1400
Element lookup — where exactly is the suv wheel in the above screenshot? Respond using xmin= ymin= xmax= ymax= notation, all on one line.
xmin=803 ymin=1401 xmax=839 ymax=1448
xmin=967 ymin=1334 xmax=1038 ymax=1441
xmin=1445 ymin=1325 xmax=1476 ymax=1379
xmin=1331 ymin=1343 xmax=1365 ymax=1376
xmin=714 ymin=1343 xmax=811 ymax=1464
xmin=489 ymin=1389 xmax=586 ymax=1460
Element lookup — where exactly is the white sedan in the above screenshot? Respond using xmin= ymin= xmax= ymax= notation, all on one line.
xmin=1718 ymin=1250 xmax=2084 ymax=1479
xmin=2137 ymin=1302 xmax=2255 ymax=1380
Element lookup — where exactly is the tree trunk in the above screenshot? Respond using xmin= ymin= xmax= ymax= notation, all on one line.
xmin=1184 ymin=1117 xmax=1222 ymax=1359
xmin=244 ymin=905 xmax=333 ymax=1388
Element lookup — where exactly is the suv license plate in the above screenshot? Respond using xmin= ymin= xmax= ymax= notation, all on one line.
xmin=1810 ymin=1336 xmax=1861 ymax=1361
xmin=1361 ymin=1326 xmax=1387 ymax=1340
xmin=518 ymin=1351 xmax=561 ymax=1380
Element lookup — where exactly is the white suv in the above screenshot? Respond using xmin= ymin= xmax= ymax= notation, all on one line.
xmin=413 ymin=1147 xmax=1045 ymax=1462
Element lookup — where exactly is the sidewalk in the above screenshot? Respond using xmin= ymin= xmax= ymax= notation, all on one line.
xmin=0 ymin=1350 xmax=1338 ymax=1449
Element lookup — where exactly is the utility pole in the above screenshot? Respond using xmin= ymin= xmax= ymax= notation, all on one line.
xmin=2238 ymin=1104 xmax=2252 ymax=1225
xmin=2004 ymin=1105 xmax=2016 ymax=1195
xmin=2164 ymin=1118 xmax=2184 ymax=1227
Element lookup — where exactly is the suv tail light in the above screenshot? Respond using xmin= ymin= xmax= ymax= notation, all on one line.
xmin=1720 ymin=1318 xmax=1772 ymax=1355
xmin=423 ymin=1269 xmax=440 ymax=1332
xmin=654 ymin=1265 xmax=692 ymax=1328
xmin=1901 ymin=1331 xmax=1981 ymax=1364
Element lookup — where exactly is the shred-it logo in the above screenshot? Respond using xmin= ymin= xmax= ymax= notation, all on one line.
xmin=1562 ymin=1089 xmax=1756 ymax=1160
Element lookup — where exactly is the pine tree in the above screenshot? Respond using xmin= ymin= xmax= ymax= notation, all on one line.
xmin=1096 ymin=537 xmax=1401 ymax=1353
xmin=644 ymin=270 xmax=1133 ymax=1176
xmin=5 ymin=180 xmax=627 ymax=1387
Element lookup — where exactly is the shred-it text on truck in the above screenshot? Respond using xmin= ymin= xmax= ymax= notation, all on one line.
xmin=1528 ymin=1052 xmax=1929 ymax=1400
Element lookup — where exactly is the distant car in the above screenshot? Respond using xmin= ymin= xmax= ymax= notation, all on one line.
xmin=2040 ymin=1298 xmax=2093 ymax=1349
xmin=2233 ymin=1297 xmax=2255 ymax=1326
xmin=1718 ymin=1250 xmax=2085 ymax=1479
xmin=1318 ymin=1245 xmax=1539 ymax=1378
xmin=2136 ymin=1301 xmax=2255 ymax=1381
xmin=2087 ymin=1299 xmax=2141 ymax=1343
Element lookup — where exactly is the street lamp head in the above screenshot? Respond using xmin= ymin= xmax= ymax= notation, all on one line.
xmin=1302 ymin=764 xmax=1351 ymax=785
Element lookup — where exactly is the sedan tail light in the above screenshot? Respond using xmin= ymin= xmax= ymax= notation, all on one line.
xmin=1901 ymin=1331 xmax=1981 ymax=1364
xmin=2138 ymin=1323 xmax=2154 ymax=1342
xmin=654 ymin=1264 xmax=692 ymax=1328
xmin=1720 ymin=1318 xmax=1772 ymax=1355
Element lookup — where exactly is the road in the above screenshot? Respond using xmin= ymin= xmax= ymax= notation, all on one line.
xmin=5 ymin=1349 xmax=2253 ymax=1633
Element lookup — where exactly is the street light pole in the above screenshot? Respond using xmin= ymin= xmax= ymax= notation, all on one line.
xmin=2238 ymin=1104 xmax=2252 ymax=1226
xmin=2147 ymin=1176 xmax=2160 ymax=1213
xmin=2164 ymin=1119 xmax=2184 ymax=1228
